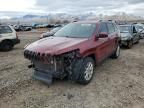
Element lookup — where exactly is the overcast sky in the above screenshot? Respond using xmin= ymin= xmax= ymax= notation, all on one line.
xmin=0 ymin=0 xmax=144 ymax=18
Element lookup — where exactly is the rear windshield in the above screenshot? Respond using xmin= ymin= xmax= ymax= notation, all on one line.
xmin=0 ymin=26 xmax=13 ymax=34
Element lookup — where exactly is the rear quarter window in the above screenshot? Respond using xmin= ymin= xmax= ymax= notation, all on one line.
xmin=113 ymin=23 xmax=119 ymax=32
xmin=0 ymin=26 xmax=13 ymax=34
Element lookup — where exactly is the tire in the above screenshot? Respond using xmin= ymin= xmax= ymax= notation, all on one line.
xmin=72 ymin=57 xmax=95 ymax=85
xmin=127 ymin=40 xmax=133 ymax=49
xmin=111 ymin=44 xmax=120 ymax=59
xmin=1 ymin=41 xmax=13 ymax=51
xmin=135 ymin=38 xmax=140 ymax=44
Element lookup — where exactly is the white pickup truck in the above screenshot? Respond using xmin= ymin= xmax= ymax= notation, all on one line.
xmin=0 ymin=25 xmax=20 ymax=51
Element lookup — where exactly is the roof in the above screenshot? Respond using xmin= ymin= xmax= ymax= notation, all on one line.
xmin=118 ymin=24 xmax=133 ymax=27
xmin=73 ymin=20 xmax=99 ymax=24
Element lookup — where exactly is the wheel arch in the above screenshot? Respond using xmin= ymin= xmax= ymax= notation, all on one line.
xmin=85 ymin=54 xmax=97 ymax=65
xmin=1 ymin=39 xmax=14 ymax=46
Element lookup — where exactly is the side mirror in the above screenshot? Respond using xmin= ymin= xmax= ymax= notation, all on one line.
xmin=99 ymin=32 xmax=108 ymax=38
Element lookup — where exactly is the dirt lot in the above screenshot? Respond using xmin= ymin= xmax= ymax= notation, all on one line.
xmin=0 ymin=31 xmax=144 ymax=108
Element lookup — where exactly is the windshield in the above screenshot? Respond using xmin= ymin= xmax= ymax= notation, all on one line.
xmin=54 ymin=23 xmax=96 ymax=38
xmin=119 ymin=26 xmax=131 ymax=33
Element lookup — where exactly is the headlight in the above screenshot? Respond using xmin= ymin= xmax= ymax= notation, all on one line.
xmin=63 ymin=49 xmax=80 ymax=58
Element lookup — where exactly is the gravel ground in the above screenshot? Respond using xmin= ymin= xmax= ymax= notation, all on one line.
xmin=0 ymin=31 xmax=144 ymax=108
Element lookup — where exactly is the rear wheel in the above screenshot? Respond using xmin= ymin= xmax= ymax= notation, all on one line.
xmin=111 ymin=44 xmax=120 ymax=59
xmin=1 ymin=41 xmax=13 ymax=51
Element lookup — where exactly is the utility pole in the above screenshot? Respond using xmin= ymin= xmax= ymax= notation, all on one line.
xmin=47 ymin=14 xmax=49 ymax=24
xmin=0 ymin=19 xmax=1 ymax=25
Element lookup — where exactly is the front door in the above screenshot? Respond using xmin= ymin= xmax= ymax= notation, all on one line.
xmin=132 ymin=26 xmax=139 ymax=43
xmin=95 ymin=22 xmax=110 ymax=63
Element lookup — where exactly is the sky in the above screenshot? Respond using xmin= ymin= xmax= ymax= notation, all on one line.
xmin=0 ymin=0 xmax=144 ymax=18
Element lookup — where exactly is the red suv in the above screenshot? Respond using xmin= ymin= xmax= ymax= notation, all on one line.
xmin=24 ymin=20 xmax=121 ymax=85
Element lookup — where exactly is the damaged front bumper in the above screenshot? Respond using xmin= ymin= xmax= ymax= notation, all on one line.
xmin=31 ymin=59 xmax=66 ymax=84
xmin=121 ymin=37 xmax=131 ymax=46
xmin=24 ymin=49 xmax=80 ymax=84
xmin=24 ymin=50 xmax=65 ymax=84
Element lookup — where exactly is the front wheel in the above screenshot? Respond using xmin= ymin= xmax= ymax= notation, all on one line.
xmin=75 ymin=57 xmax=95 ymax=85
xmin=135 ymin=38 xmax=140 ymax=44
xmin=127 ymin=40 xmax=133 ymax=49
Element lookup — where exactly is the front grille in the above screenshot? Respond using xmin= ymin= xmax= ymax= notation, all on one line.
xmin=24 ymin=50 xmax=66 ymax=78
xmin=24 ymin=50 xmax=53 ymax=63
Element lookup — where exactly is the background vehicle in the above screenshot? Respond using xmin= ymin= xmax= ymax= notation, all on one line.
xmin=119 ymin=24 xmax=140 ymax=48
xmin=0 ymin=25 xmax=20 ymax=51
xmin=14 ymin=25 xmax=32 ymax=31
xmin=40 ymin=26 xmax=62 ymax=39
xmin=139 ymin=29 xmax=144 ymax=39
xmin=24 ymin=20 xmax=120 ymax=85
xmin=135 ymin=23 xmax=144 ymax=39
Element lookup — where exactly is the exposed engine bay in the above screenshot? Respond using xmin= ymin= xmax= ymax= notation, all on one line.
xmin=24 ymin=49 xmax=81 ymax=84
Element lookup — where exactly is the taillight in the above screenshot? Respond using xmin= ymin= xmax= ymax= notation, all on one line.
xmin=16 ymin=33 xmax=18 ymax=39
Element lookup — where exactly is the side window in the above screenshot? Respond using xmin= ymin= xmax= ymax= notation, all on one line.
xmin=99 ymin=23 xmax=108 ymax=33
xmin=107 ymin=23 xmax=115 ymax=34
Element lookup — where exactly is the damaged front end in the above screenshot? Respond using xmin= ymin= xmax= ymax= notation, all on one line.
xmin=24 ymin=49 xmax=81 ymax=84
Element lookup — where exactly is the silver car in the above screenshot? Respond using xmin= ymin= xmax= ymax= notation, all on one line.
xmin=119 ymin=24 xmax=140 ymax=48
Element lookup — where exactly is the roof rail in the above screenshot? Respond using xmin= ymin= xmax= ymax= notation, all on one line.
xmin=73 ymin=20 xmax=77 ymax=22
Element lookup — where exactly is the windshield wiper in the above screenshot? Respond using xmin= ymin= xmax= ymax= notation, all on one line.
xmin=53 ymin=35 xmax=70 ymax=37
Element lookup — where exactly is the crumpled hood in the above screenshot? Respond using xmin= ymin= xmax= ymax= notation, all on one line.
xmin=141 ymin=30 xmax=144 ymax=33
xmin=25 ymin=36 xmax=88 ymax=55
xmin=121 ymin=33 xmax=132 ymax=38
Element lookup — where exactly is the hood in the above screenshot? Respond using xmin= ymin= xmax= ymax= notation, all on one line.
xmin=121 ymin=33 xmax=132 ymax=38
xmin=25 ymin=36 xmax=88 ymax=55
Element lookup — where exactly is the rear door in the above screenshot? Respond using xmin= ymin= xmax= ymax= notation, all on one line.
xmin=107 ymin=23 xmax=117 ymax=55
